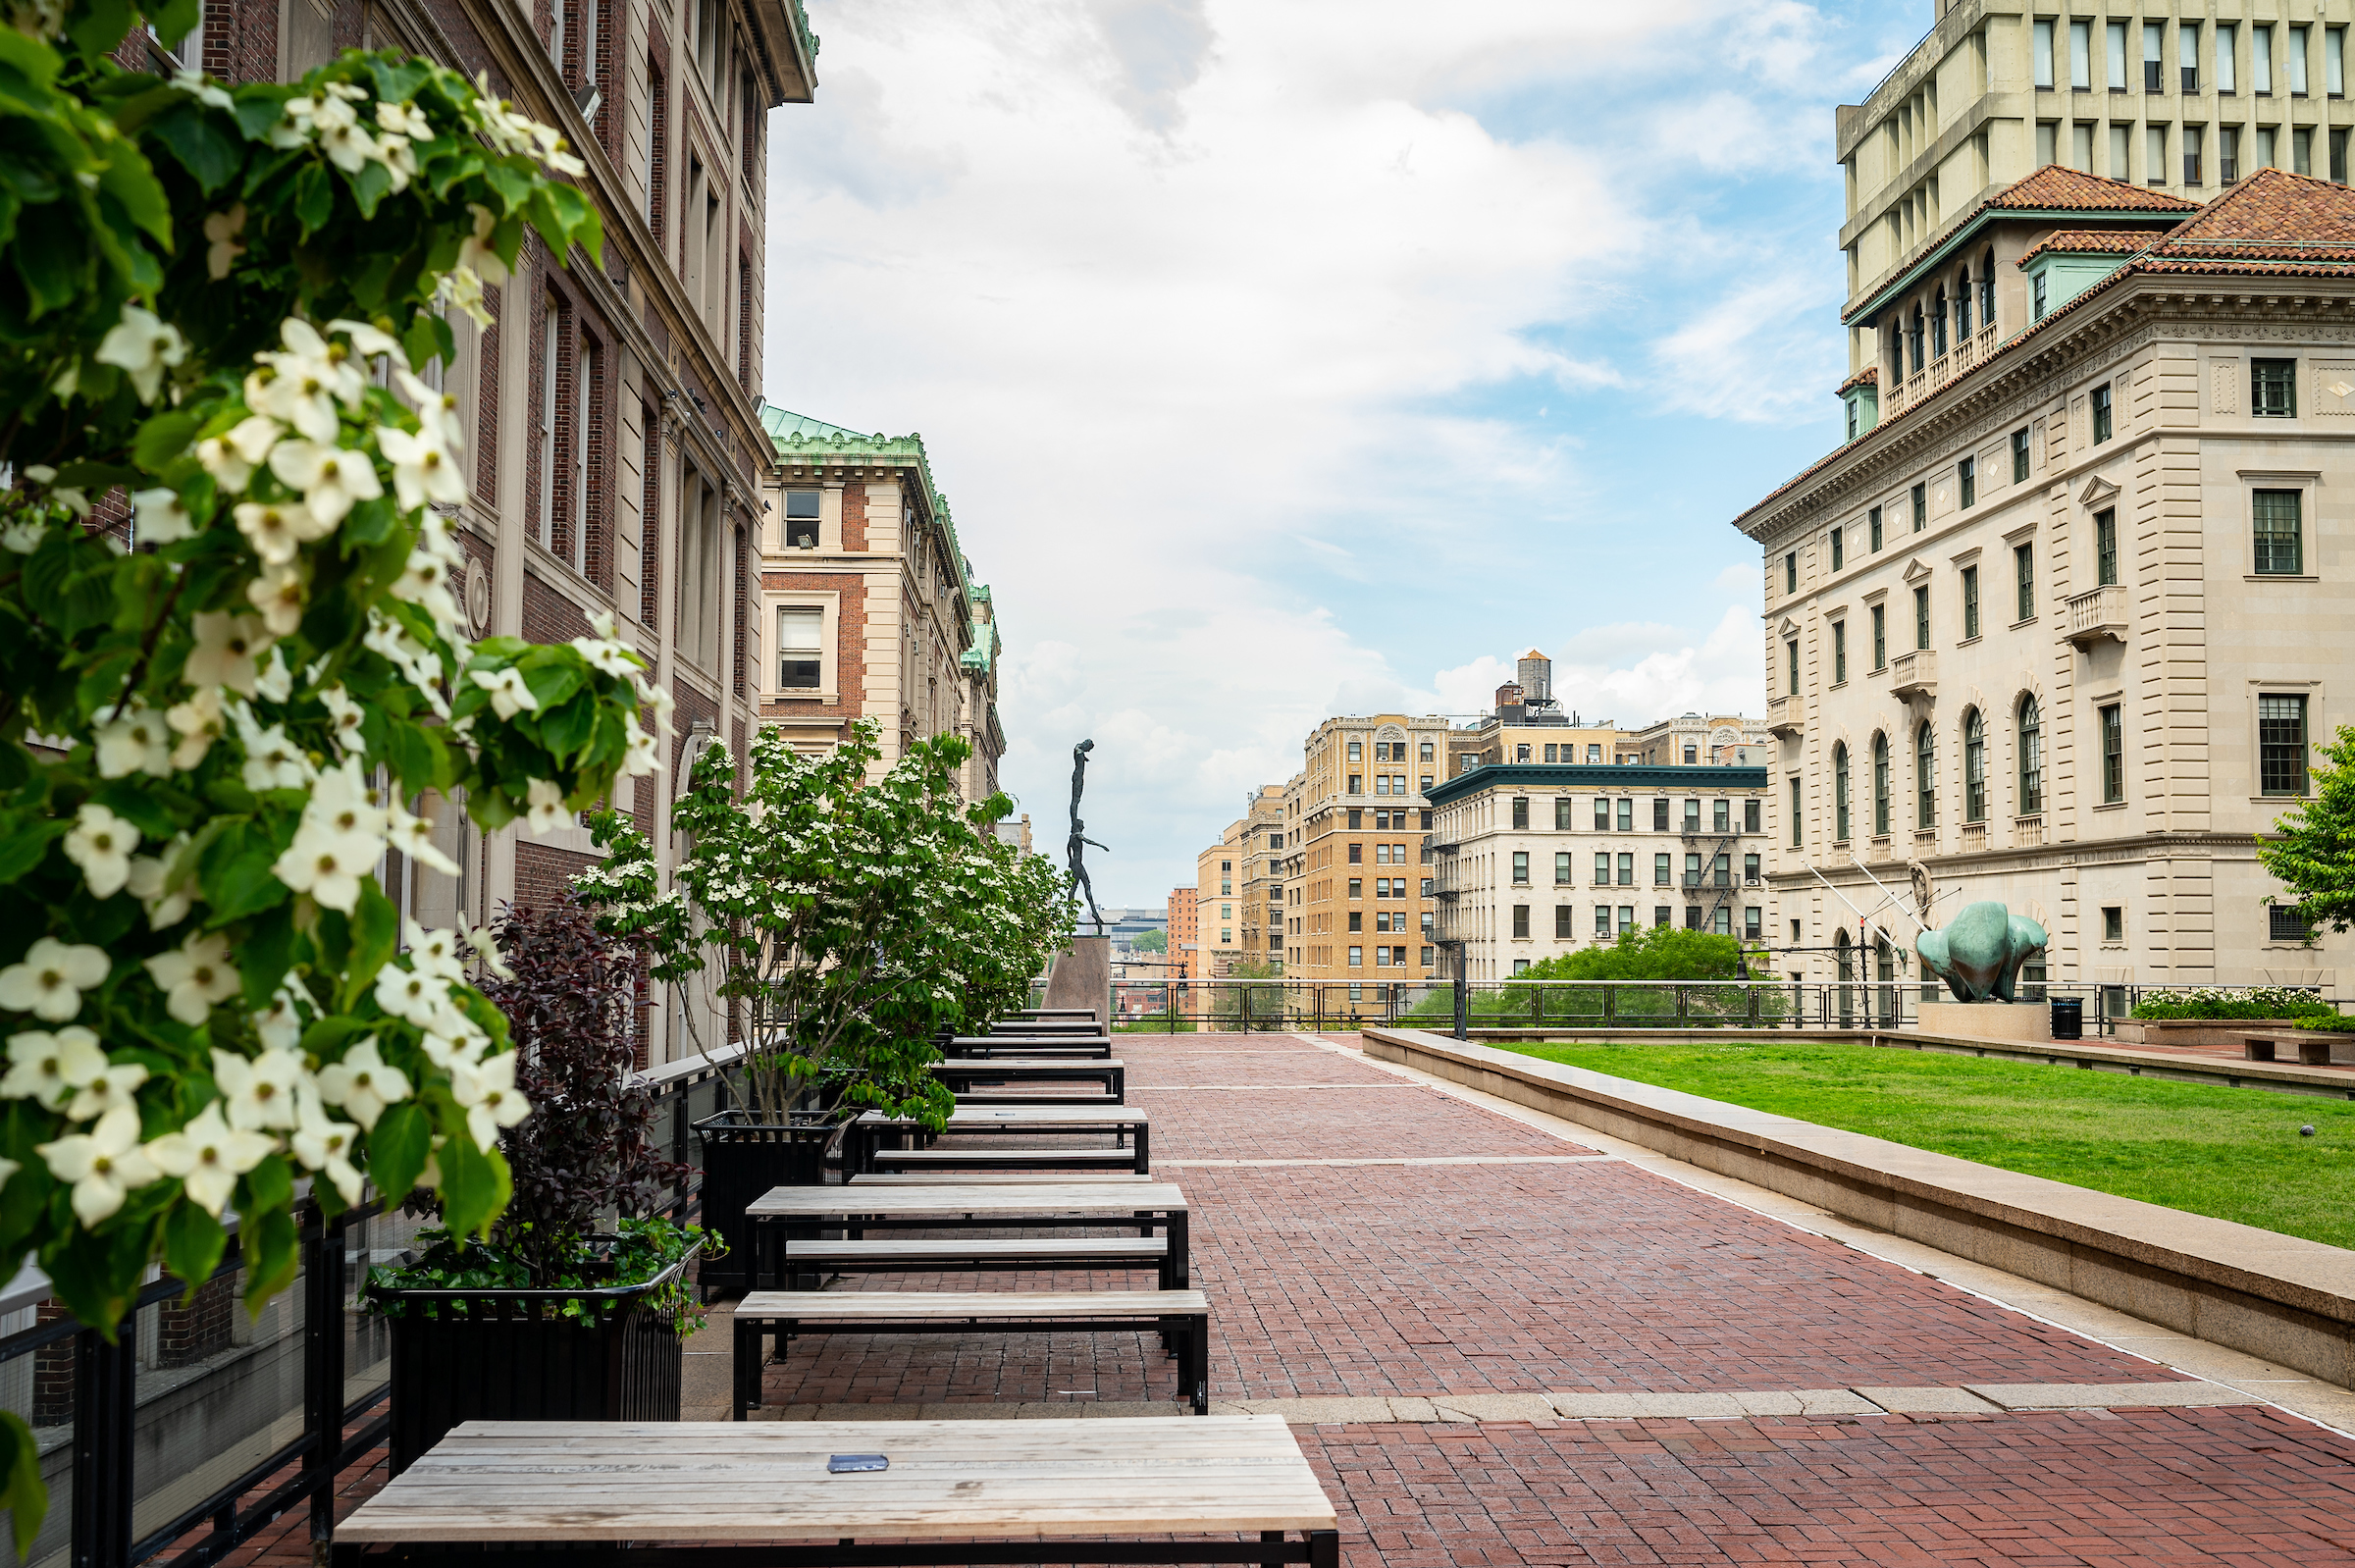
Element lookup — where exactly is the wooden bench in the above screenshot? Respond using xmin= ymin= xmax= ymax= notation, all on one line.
xmin=847 ymin=1106 xmax=1150 ymax=1176
xmin=933 ymin=1059 xmax=1125 ymax=1103
xmin=870 ymin=1146 xmax=1146 ymax=1175
xmin=734 ymin=1290 xmax=1212 ymax=1416
xmin=329 ymin=1415 xmax=1336 ymax=1568
xmin=851 ymin=1170 xmax=1155 ymax=1184
xmin=945 ymin=1036 xmax=1115 ymax=1059
xmin=780 ymin=1234 xmax=1174 ymax=1288
xmin=747 ymin=1183 xmax=1192 ymax=1290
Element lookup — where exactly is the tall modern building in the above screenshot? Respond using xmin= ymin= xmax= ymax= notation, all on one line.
xmin=1739 ymin=150 xmax=2355 ymax=995
xmin=1840 ymin=2 xmax=2355 ymax=439
xmin=192 ymin=0 xmax=818 ymax=1063
xmin=756 ymin=410 xmax=1006 ymax=807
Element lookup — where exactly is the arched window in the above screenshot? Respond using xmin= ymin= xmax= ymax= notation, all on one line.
xmin=1930 ymin=287 xmax=1949 ymax=357
xmin=1832 ymin=742 xmax=1852 ymax=842
xmin=1916 ymin=720 xmax=1936 ymax=829
xmin=2018 ymin=698 xmax=2045 ymax=814
xmin=1834 ymin=929 xmax=1853 ymax=981
xmin=1908 ymin=305 xmax=1924 ymax=374
xmin=1955 ymin=267 xmax=1972 ymax=339
xmin=1978 ymin=247 xmax=1997 ymax=328
xmin=1871 ymin=732 xmax=1891 ymax=836
xmin=1963 ymin=709 xmax=1987 ymax=822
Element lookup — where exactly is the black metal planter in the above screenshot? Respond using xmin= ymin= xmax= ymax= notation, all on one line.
xmin=694 ymin=1110 xmax=839 ymax=1295
xmin=377 ymin=1239 xmax=701 ymax=1475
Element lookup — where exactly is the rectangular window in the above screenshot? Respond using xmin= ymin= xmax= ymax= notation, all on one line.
xmin=2144 ymin=22 xmax=2163 ymax=93
xmin=1542 ymin=744 xmax=1556 ymax=763
xmin=1511 ymin=852 xmax=1529 ymax=885
xmin=2101 ymin=704 xmax=2124 ymax=803
xmin=1871 ymin=604 xmax=1886 ymax=669
xmin=1962 ymin=565 xmax=1980 ymax=640
xmin=2179 ymin=19 xmax=2198 ymax=94
xmin=2147 ymin=124 xmax=2167 ymax=185
xmin=2068 ymin=20 xmax=2090 ymax=89
xmin=1785 ymin=638 xmax=1800 ymax=697
xmin=1913 ymin=584 xmax=1930 ymax=650
xmin=1910 ymin=482 xmax=1926 ymax=532
xmin=2034 ymin=20 xmax=2055 ymax=88
xmin=1745 ymin=800 xmax=1761 ymax=834
xmin=1347 ymin=774 xmax=1361 ymax=794
xmin=1832 ymin=621 xmax=1847 ymax=684
xmin=2221 ymin=126 xmax=2239 ymax=183
xmin=776 ymin=605 xmax=822 ymax=689
xmin=1554 ymin=797 xmax=1573 ymax=830
xmin=1512 ymin=905 xmax=1530 ymax=939
xmin=2260 ymin=694 xmax=2309 ymax=795
xmin=2253 ymin=490 xmax=2304 ymax=575
xmin=1958 ymin=456 xmax=1975 ymax=509
xmin=2095 ymin=507 xmax=2118 ymax=587
xmin=1745 ymin=907 xmax=1762 ymax=940
xmin=2218 ymin=22 xmax=2237 ymax=93
xmin=1745 ymin=851 xmax=1760 ymax=881
xmin=2271 ymin=905 xmax=2314 ymax=942
xmin=2333 ymin=26 xmax=2347 ymax=95
xmin=1594 ymin=906 xmax=1610 ymax=936
xmin=2091 ymin=384 xmax=2113 ymax=443
xmin=2184 ymin=124 xmax=2204 ymax=186
xmin=1555 ymin=851 xmax=1571 ymax=885
xmin=1593 ymin=852 xmax=1610 ymax=885
xmin=2108 ymin=21 xmax=2128 ymax=90
xmin=1348 ymin=946 xmax=1362 ymax=967
xmin=1712 ymin=799 xmax=1730 ymax=834
xmin=2258 ymin=23 xmax=2275 ymax=92
xmin=1683 ymin=799 xmax=1701 ymax=832
xmin=1868 ymin=504 xmax=1883 ymax=551
xmin=1616 ymin=853 xmax=1634 ymax=886
xmin=2291 ymin=26 xmax=2310 ymax=94
xmin=1653 ymin=853 xmax=1670 ymax=886
xmin=2253 ymin=358 xmax=2296 ymax=417
xmin=1831 ymin=526 xmax=1843 ymax=570
xmin=1785 ymin=551 xmax=1797 ymax=594
xmin=1652 ymin=798 xmax=1668 ymax=831
xmin=1553 ymin=905 xmax=1572 ymax=939
xmin=2011 ymin=427 xmax=2030 ymax=483
xmin=782 ymin=488 xmax=820 ymax=548
xmin=1788 ymin=776 xmax=1803 ymax=849
xmin=1347 ymin=877 xmax=1360 ymax=897
xmin=2033 ymin=271 xmax=2049 ymax=320
xmin=1347 ymin=912 xmax=1361 ymax=933
xmin=1510 ymin=797 xmax=1529 ymax=830
xmin=2337 ymin=129 xmax=2351 ymax=183
xmin=1616 ymin=799 xmax=1634 ymax=832
xmin=1593 ymin=798 xmax=1609 ymax=831
xmin=2015 ymin=543 xmax=2034 ymax=621
xmin=2297 ymin=128 xmax=2314 ymax=176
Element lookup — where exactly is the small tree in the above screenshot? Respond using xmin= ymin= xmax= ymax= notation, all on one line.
xmin=2257 ymin=724 xmax=2355 ymax=936
xmin=1129 ymin=929 xmax=1166 ymax=954
xmin=577 ymin=722 xmax=1068 ymax=1130
xmin=1522 ymin=926 xmax=1762 ymax=982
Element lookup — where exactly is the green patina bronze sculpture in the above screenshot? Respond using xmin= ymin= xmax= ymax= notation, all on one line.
xmin=1915 ymin=900 xmax=2050 ymax=1003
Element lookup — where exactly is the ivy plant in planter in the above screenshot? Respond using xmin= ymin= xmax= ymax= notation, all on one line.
xmin=575 ymin=722 xmax=1072 ymax=1292
xmin=362 ymin=894 xmax=709 ymax=1471
xmin=0 ymin=12 xmax=645 ymax=1543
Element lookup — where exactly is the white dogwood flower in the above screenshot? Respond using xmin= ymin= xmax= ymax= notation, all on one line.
xmin=393 ymin=369 xmax=465 ymax=449
xmin=387 ymin=801 xmax=461 ymax=875
xmin=402 ymin=919 xmax=465 ymax=978
xmin=95 ymin=303 xmax=186 ymax=402
xmin=523 ymin=777 xmax=569 ymax=835
xmin=36 ymin=1107 xmax=158 ymax=1224
xmin=375 ymin=423 xmax=464 ymax=511
xmin=66 ymin=1062 xmax=147 ymax=1123
xmin=125 ymin=834 xmax=196 ymax=931
xmin=251 ymin=986 xmax=305 ymax=1052
xmin=203 ymin=203 xmax=247 ymax=279
xmin=470 ymin=665 xmax=537 ymax=719
xmin=268 ymin=439 xmax=381 ymax=526
xmin=310 ymin=760 xmax=389 ymax=843
xmin=183 ymin=611 xmax=270 ymax=696
xmin=236 ymin=708 xmax=314 ymax=791
xmin=93 ymin=703 xmax=172 ymax=779
xmin=132 ymin=487 xmax=196 ymax=544
xmin=374 ymin=965 xmax=450 ymax=1027
xmin=463 ymin=924 xmax=514 ymax=981
xmin=271 ymin=822 xmax=375 ymax=912
xmin=454 ymin=203 xmax=510 ymax=286
xmin=637 ymin=678 xmax=675 ymax=737
xmin=233 ymin=497 xmax=330 ymax=565
xmin=144 ymin=932 xmax=242 ymax=1026
xmin=212 ymin=1047 xmax=303 ymax=1132
xmin=620 ymin=727 xmax=663 ymax=777
xmin=247 ymin=561 xmax=307 ymax=636
xmin=1 ymin=1026 xmax=108 ymax=1108
xmin=449 ymin=1052 xmax=531 ymax=1151
xmin=314 ymin=1036 xmax=410 ymax=1130
xmin=164 ymin=686 xmax=226 ymax=769
xmin=290 ymin=1089 xmax=364 ymax=1204
xmin=145 ymin=1103 xmax=274 ymax=1217
xmin=63 ymin=804 xmax=137 ymax=897
xmin=0 ymin=940 xmax=109 ymax=1022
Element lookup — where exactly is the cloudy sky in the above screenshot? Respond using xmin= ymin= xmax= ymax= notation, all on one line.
xmin=762 ymin=0 xmax=1928 ymax=908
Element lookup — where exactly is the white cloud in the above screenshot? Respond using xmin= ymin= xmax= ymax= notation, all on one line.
xmin=764 ymin=0 xmax=1861 ymax=899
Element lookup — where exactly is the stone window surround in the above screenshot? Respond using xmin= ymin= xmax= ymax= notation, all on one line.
xmin=2234 ymin=466 xmax=2322 ymax=581
xmin=766 ymin=588 xmax=840 ymax=704
xmin=2247 ymin=677 xmax=2325 ymax=802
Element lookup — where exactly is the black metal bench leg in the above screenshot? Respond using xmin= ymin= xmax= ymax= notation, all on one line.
xmin=1134 ymin=1123 xmax=1151 ymax=1175
xmin=1193 ymin=1313 xmax=1210 ymax=1414
xmin=1262 ymin=1529 xmax=1285 ymax=1568
xmin=733 ymin=1315 xmax=756 ymax=1419
xmin=1308 ymin=1529 xmax=1339 ymax=1568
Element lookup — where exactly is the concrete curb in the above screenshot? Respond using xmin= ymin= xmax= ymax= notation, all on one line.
xmin=1361 ymin=1026 xmax=2355 ymax=1390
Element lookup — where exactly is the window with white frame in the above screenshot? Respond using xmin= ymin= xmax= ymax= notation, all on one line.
xmin=776 ymin=606 xmax=822 ymax=691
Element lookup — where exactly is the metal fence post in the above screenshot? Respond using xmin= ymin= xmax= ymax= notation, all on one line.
xmin=71 ymin=1325 xmax=135 ymax=1568
xmin=308 ymin=1213 xmax=349 ymax=1566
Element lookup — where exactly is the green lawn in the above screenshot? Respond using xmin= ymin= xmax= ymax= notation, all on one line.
xmin=1504 ymin=1038 xmax=2355 ymax=1251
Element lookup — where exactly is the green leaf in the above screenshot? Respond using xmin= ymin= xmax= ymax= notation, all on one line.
xmin=95 ymin=136 xmax=171 ymax=246
xmin=348 ymin=156 xmax=392 ymax=219
xmin=437 ymin=1134 xmax=508 ymax=1241
xmin=145 ymin=100 xmax=243 ymax=194
xmin=342 ymin=876 xmax=397 ymax=1008
xmin=239 ymin=1206 xmax=298 ymax=1315
xmin=291 ymin=161 xmax=333 ymax=235
xmin=243 ymin=1152 xmax=293 ymax=1215
xmin=0 ymin=815 xmax=66 ymax=885
xmin=0 ymin=1409 xmax=46 ymax=1559
xmin=238 ymin=901 xmax=295 ymax=1009
xmin=198 ymin=818 xmax=290 ymax=924
xmin=11 ymin=214 xmax=79 ymax=320
xmin=146 ymin=0 xmax=200 ymax=54
xmin=365 ymin=1101 xmax=430 ymax=1199
xmin=41 ymin=1226 xmax=135 ymax=1340
xmin=133 ymin=407 xmax=205 ymax=474
xmin=536 ymin=692 xmax=597 ymax=761
xmin=89 ymin=777 xmax=181 ymax=840
xmin=161 ymin=1200 xmax=227 ymax=1295
xmin=62 ymin=0 xmax=135 ymax=66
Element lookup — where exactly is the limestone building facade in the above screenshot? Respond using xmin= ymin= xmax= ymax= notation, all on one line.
xmin=1193 ymin=832 xmax=1246 ymax=978
xmin=1287 ymin=714 xmax=1451 ymax=984
xmin=1738 ymin=165 xmax=2355 ymax=995
xmin=756 ymin=409 xmax=1005 ymax=807
xmin=1429 ymin=766 xmax=1774 ymax=980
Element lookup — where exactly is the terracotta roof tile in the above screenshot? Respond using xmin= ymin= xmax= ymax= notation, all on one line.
xmin=1982 ymin=164 xmax=2202 ymax=214
xmin=2015 ymin=229 xmax=2164 ymax=264
xmin=1836 ymin=366 xmax=1879 ymax=393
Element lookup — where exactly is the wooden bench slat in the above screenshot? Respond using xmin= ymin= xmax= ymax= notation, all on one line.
xmin=784 ymin=1237 xmax=1166 ymax=1260
xmin=748 ymin=1182 xmax=1185 ymax=1216
xmin=850 ymin=1171 xmax=1155 ymax=1184
xmin=739 ymin=1289 xmax=1208 ymax=1317
xmin=869 ymin=1149 xmax=1140 ymax=1167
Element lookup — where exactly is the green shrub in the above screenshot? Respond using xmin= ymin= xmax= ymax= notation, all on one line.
xmin=2128 ymin=985 xmax=2332 ymax=1020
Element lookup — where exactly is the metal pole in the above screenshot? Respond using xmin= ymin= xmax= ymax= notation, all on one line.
xmin=309 ymin=1213 xmax=349 ymax=1567
xmin=71 ymin=1325 xmax=135 ymax=1568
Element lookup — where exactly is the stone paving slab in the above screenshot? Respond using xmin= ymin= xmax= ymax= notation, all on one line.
xmin=1853 ymin=1385 xmax=2003 ymax=1413
xmin=1963 ymin=1381 xmax=2268 ymax=1410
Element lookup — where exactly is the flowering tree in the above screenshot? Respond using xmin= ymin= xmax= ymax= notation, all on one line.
xmin=2258 ymin=725 xmax=2355 ymax=937
xmin=577 ymin=723 xmax=1070 ymax=1129
xmin=0 ymin=17 xmax=653 ymax=1542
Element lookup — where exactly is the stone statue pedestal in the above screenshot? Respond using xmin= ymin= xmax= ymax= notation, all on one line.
xmin=1042 ymin=935 xmax=1111 ymax=1024
xmin=1918 ymin=1000 xmax=2049 ymax=1044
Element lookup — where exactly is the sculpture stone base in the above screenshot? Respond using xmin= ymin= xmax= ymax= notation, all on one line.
xmin=1042 ymin=935 xmax=1110 ymax=1024
xmin=1918 ymin=1000 xmax=2050 ymax=1044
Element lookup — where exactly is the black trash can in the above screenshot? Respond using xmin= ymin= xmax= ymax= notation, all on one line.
xmin=2050 ymin=996 xmax=2084 ymax=1041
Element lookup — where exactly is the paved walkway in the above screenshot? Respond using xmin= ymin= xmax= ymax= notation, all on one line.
xmin=212 ymin=1029 xmax=2355 ymax=1567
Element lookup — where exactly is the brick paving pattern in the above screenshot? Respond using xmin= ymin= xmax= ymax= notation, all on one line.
xmin=187 ymin=1032 xmax=2355 ymax=1568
